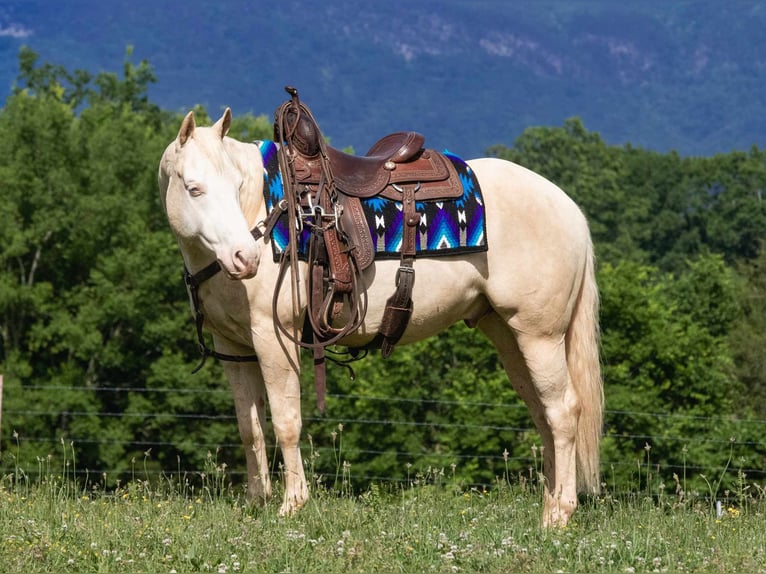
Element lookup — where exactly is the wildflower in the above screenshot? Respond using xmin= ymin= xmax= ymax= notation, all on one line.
xmin=503 ymin=449 xmax=509 ymax=461
xmin=286 ymin=530 xmax=306 ymax=541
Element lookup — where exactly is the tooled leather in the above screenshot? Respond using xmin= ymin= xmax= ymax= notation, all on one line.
xmin=339 ymin=195 xmax=375 ymax=271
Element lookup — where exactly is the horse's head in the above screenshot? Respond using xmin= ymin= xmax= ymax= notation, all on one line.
xmin=159 ymin=108 xmax=261 ymax=280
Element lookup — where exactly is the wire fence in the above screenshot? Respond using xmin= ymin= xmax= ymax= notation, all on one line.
xmin=3 ymin=383 xmax=766 ymax=488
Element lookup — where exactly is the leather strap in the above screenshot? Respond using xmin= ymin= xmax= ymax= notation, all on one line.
xmin=273 ymin=88 xmax=370 ymax=412
xmin=378 ymin=183 xmax=420 ymax=357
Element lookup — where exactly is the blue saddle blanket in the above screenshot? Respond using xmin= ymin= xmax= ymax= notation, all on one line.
xmin=257 ymin=140 xmax=487 ymax=260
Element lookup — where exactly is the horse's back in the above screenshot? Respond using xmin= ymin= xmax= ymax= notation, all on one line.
xmin=469 ymin=157 xmax=589 ymax=239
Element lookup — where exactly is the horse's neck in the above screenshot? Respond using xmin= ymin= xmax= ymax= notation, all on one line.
xmin=224 ymin=137 xmax=266 ymax=229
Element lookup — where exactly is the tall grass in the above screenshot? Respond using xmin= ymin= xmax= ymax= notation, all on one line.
xmin=1 ymin=436 xmax=764 ymax=573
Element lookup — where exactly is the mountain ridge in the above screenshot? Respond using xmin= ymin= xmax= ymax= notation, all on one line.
xmin=1 ymin=1 xmax=765 ymax=158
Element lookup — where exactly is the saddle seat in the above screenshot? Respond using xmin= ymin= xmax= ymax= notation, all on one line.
xmin=292 ymin=131 xmax=463 ymax=201
xmin=324 ymin=131 xmax=424 ymax=196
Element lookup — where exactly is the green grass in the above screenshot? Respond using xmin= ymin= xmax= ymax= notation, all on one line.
xmin=1 ymin=452 xmax=765 ymax=573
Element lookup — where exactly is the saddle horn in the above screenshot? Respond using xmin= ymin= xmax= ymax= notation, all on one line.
xmin=275 ymin=86 xmax=321 ymax=158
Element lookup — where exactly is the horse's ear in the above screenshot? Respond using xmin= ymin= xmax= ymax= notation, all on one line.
xmin=178 ymin=111 xmax=196 ymax=146
xmin=213 ymin=107 xmax=232 ymax=139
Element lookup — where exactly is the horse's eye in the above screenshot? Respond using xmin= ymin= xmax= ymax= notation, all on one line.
xmin=187 ymin=184 xmax=203 ymax=197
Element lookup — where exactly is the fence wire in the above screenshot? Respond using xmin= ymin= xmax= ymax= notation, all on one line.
xmin=3 ymin=385 xmax=766 ymax=486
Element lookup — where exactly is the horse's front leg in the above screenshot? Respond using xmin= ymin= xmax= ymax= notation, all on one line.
xmin=220 ymin=358 xmax=272 ymax=504
xmin=260 ymin=355 xmax=309 ymax=516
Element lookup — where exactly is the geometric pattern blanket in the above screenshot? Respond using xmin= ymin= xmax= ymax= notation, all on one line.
xmin=257 ymin=140 xmax=488 ymax=261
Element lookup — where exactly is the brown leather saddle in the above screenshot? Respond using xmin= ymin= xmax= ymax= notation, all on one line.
xmin=272 ymin=87 xmax=464 ymax=408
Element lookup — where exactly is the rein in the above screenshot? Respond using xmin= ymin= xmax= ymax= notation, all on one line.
xmin=183 ymin=200 xmax=287 ymax=373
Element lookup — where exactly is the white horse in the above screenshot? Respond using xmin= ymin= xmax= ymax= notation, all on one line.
xmin=158 ymin=107 xmax=602 ymax=527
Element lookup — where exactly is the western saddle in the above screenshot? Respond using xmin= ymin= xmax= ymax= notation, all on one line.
xmin=272 ymin=87 xmax=463 ymax=409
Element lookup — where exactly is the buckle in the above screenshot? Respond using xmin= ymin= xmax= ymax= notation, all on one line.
xmin=395 ymin=266 xmax=415 ymax=287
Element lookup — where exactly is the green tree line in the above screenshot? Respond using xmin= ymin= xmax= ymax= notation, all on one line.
xmin=1 ymin=48 xmax=764 ymax=493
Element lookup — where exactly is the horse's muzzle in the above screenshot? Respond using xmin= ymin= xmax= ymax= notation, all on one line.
xmin=221 ymin=247 xmax=259 ymax=280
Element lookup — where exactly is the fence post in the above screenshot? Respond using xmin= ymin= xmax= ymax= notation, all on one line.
xmin=0 ymin=374 xmax=3 ymax=451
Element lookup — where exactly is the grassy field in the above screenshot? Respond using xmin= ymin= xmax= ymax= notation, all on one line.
xmin=1 ymin=448 xmax=765 ymax=574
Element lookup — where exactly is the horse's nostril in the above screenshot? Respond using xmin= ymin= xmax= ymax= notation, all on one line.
xmin=233 ymin=250 xmax=247 ymax=271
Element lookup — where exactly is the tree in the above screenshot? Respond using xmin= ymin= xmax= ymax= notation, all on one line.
xmin=730 ymin=243 xmax=766 ymax=417
xmin=597 ymin=256 xmax=755 ymax=490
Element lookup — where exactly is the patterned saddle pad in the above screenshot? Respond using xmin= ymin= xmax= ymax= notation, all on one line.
xmin=258 ymin=140 xmax=487 ymax=260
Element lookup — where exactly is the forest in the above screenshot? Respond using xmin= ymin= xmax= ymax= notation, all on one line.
xmin=1 ymin=48 xmax=765 ymax=494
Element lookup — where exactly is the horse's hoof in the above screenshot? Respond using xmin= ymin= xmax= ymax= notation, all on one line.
xmin=278 ymin=501 xmax=304 ymax=517
xmin=542 ymin=504 xmax=575 ymax=528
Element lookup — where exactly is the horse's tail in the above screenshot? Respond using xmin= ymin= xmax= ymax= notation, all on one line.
xmin=566 ymin=235 xmax=603 ymax=494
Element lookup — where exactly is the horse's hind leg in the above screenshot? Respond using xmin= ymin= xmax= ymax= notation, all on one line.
xmin=479 ymin=313 xmax=580 ymax=527
xmin=221 ymin=360 xmax=272 ymax=504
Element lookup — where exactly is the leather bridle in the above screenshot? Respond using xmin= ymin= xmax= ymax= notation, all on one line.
xmin=183 ymin=200 xmax=287 ymax=373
